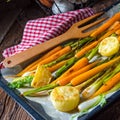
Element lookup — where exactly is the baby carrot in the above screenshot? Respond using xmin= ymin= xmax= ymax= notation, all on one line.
xmin=108 ymin=21 xmax=120 ymax=31
xmin=58 ymin=61 xmax=98 ymax=86
xmin=47 ymin=60 xmax=67 ymax=72
xmin=116 ymin=29 xmax=120 ymax=35
xmin=38 ymin=46 xmax=71 ymax=64
xmin=75 ymin=41 xmax=98 ymax=58
xmin=117 ymin=36 xmax=120 ymax=42
xmin=98 ymin=23 xmax=120 ymax=42
xmin=56 ymin=57 xmax=89 ymax=81
xmin=70 ymin=56 xmax=120 ymax=86
xmin=91 ymin=12 xmax=120 ymax=37
xmin=27 ymin=45 xmax=72 ymax=71
xmin=75 ymin=24 xmax=120 ymax=59
xmin=17 ymin=46 xmax=62 ymax=76
xmin=91 ymin=72 xmax=120 ymax=98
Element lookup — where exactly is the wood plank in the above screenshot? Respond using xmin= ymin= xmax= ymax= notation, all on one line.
xmin=0 ymin=9 xmax=21 ymax=44
xmin=0 ymin=88 xmax=32 ymax=120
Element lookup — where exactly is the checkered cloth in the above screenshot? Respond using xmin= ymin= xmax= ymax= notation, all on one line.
xmin=0 ymin=7 xmax=94 ymax=69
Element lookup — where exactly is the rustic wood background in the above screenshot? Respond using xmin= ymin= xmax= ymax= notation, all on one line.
xmin=0 ymin=0 xmax=120 ymax=120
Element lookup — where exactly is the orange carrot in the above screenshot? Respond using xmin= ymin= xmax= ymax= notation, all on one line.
xmin=98 ymin=23 xmax=120 ymax=41
xmin=108 ymin=21 xmax=120 ymax=31
xmin=27 ymin=45 xmax=72 ymax=71
xmin=75 ymin=41 xmax=98 ymax=58
xmin=47 ymin=60 xmax=67 ymax=72
xmin=70 ymin=56 xmax=120 ymax=86
xmin=91 ymin=12 xmax=120 ymax=37
xmin=116 ymin=29 xmax=120 ymax=35
xmin=58 ymin=61 xmax=98 ymax=86
xmin=75 ymin=24 xmax=120 ymax=59
xmin=117 ymin=36 xmax=120 ymax=42
xmin=56 ymin=57 xmax=89 ymax=81
xmin=91 ymin=72 xmax=120 ymax=98
xmin=17 ymin=46 xmax=62 ymax=76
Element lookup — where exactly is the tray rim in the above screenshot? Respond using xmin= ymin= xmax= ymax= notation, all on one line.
xmin=0 ymin=71 xmax=46 ymax=120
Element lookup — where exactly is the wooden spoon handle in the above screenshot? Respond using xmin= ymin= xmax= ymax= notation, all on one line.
xmin=2 ymin=32 xmax=71 ymax=68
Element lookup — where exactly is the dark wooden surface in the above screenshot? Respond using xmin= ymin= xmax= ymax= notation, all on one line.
xmin=0 ymin=0 xmax=120 ymax=120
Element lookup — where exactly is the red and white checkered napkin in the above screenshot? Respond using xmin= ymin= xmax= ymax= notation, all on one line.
xmin=0 ymin=7 xmax=94 ymax=69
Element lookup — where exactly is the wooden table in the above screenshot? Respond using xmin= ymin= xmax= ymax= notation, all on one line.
xmin=0 ymin=0 xmax=120 ymax=120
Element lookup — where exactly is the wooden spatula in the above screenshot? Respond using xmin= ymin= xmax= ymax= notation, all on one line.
xmin=3 ymin=12 xmax=106 ymax=68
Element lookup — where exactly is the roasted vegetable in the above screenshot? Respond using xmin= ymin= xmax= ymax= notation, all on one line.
xmin=50 ymin=86 xmax=80 ymax=112
xmin=8 ymin=76 xmax=33 ymax=88
xmin=31 ymin=65 xmax=52 ymax=88
xmin=71 ymin=82 xmax=120 ymax=120
xmin=98 ymin=36 xmax=119 ymax=57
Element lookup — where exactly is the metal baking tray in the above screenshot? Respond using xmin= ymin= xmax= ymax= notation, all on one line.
xmin=0 ymin=1 xmax=120 ymax=120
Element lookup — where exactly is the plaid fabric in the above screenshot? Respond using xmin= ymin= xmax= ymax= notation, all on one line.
xmin=0 ymin=7 xmax=94 ymax=69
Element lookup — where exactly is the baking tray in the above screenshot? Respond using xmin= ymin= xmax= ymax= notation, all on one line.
xmin=0 ymin=1 xmax=120 ymax=120
xmin=1 ymin=67 xmax=120 ymax=120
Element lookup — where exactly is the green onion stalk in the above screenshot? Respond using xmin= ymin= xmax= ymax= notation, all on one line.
xmin=71 ymin=37 xmax=95 ymax=50
xmin=22 ymin=83 xmax=58 ymax=96
xmin=44 ymin=51 xmax=75 ymax=68
xmin=71 ymin=94 xmax=106 ymax=120
xmin=81 ymin=62 xmax=120 ymax=99
xmin=81 ymin=68 xmax=112 ymax=99
xmin=54 ymin=37 xmax=96 ymax=78
xmin=75 ymin=71 xmax=105 ymax=92
xmin=86 ymin=44 xmax=99 ymax=60
xmin=54 ymin=57 xmax=77 ymax=78
xmin=71 ymin=82 xmax=120 ymax=120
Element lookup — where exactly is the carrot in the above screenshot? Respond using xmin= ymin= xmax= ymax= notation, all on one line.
xmin=91 ymin=72 xmax=120 ymax=98
xmin=98 ymin=23 xmax=120 ymax=41
xmin=58 ymin=61 xmax=98 ymax=86
xmin=27 ymin=45 xmax=72 ymax=71
xmin=116 ymin=29 xmax=120 ymax=35
xmin=91 ymin=12 xmax=120 ymax=37
xmin=17 ymin=46 xmax=62 ymax=76
xmin=75 ymin=23 xmax=120 ymax=59
xmin=108 ymin=21 xmax=120 ymax=30
xmin=56 ymin=57 xmax=89 ymax=80
xmin=75 ymin=41 xmax=98 ymax=58
xmin=47 ymin=60 xmax=67 ymax=72
xmin=117 ymin=36 xmax=120 ymax=42
xmin=70 ymin=56 xmax=120 ymax=86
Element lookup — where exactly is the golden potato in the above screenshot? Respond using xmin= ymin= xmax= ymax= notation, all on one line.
xmin=31 ymin=65 xmax=52 ymax=88
xmin=50 ymin=86 xmax=80 ymax=112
